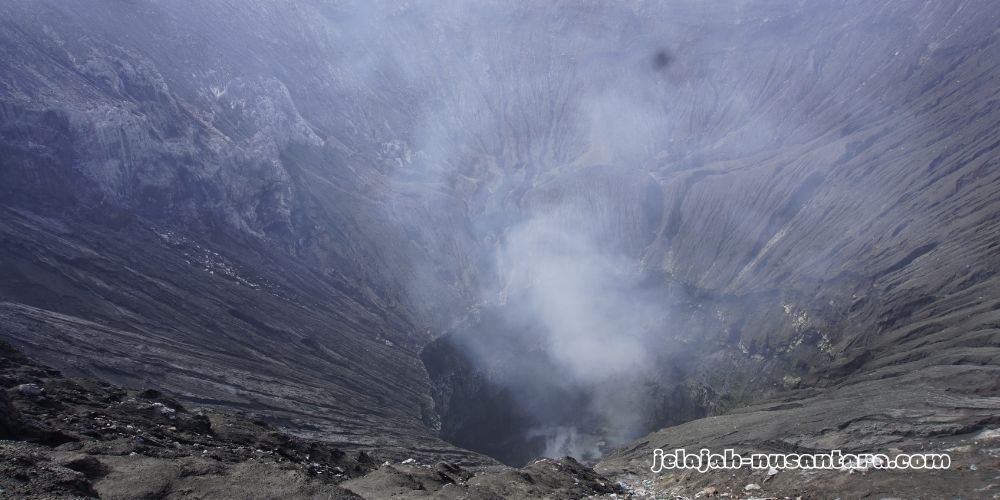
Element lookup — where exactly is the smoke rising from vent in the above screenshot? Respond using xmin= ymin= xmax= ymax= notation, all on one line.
xmin=352 ymin=2 xmax=703 ymax=463
xmin=497 ymin=211 xmax=652 ymax=383
xmin=489 ymin=209 xmax=662 ymax=458
xmin=341 ymin=0 xmax=940 ymax=464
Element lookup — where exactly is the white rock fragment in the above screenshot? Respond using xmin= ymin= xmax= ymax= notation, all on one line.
xmin=975 ymin=428 xmax=1000 ymax=441
xmin=696 ymin=486 xmax=718 ymax=497
xmin=16 ymin=383 xmax=43 ymax=397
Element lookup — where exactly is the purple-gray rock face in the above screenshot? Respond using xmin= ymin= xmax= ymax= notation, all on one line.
xmin=1 ymin=0 xmax=999 ymax=497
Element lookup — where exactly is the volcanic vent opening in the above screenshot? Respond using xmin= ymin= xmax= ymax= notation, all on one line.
xmin=421 ymin=300 xmax=714 ymax=467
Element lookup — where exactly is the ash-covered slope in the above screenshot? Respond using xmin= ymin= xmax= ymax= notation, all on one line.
xmin=0 ymin=0 xmax=479 ymax=462
xmin=1 ymin=0 xmax=999 ymax=495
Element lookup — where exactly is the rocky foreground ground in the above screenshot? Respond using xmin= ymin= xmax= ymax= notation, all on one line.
xmin=5 ymin=337 xmax=1000 ymax=499
xmin=0 ymin=339 xmax=627 ymax=499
